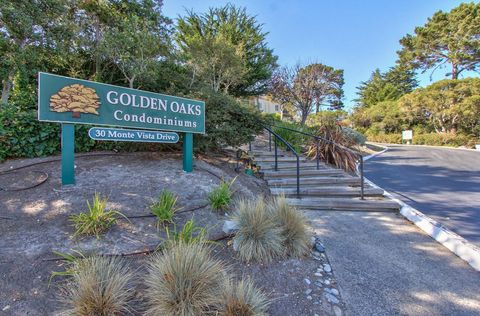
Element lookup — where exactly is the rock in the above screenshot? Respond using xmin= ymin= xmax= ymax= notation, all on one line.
xmin=330 ymin=288 xmax=339 ymax=296
xmin=222 ymin=220 xmax=238 ymax=234
xmin=310 ymin=236 xmax=317 ymax=248
xmin=314 ymin=241 xmax=325 ymax=253
xmin=307 ymin=295 xmax=313 ymax=300
xmin=314 ymin=272 xmax=322 ymax=277
xmin=304 ymin=278 xmax=311 ymax=285
xmin=325 ymin=293 xmax=339 ymax=304
xmin=324 ymin=279 xmax=331 ymax=285
xmin=2 ymin=306 xmax=10 ymax=312
xmin=323 ymin=264 xmax=332 ymax=273
xmin=232 ymin=239 xmax=239 ymax=251
xmin=305 ymin=289 xmax=312 ymax=295
xmin=333 ymin=306 xmax=343 ymax=316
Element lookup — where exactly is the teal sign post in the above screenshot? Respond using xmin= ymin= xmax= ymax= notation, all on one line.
xmin=38 ymin=73 xmax=205 ymax=185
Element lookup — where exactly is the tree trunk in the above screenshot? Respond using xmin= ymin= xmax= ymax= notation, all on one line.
xmin=451 ymin=63 xmax=458 ymax=80
xmin=300 ymin=111 xmax=308 ymax=126
xmin=1 ymin=74 xmax=13 ymax=104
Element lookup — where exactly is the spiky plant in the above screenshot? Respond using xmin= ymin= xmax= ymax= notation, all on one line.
xmin=70 ymin=193 xmax=127 ymax=238
xmin=221 ymin=278 xmax=270 ymax=316
xmin=150 ymin=189 xmax=182 ymax=228
xmin=231 ymin=197 xmax=285 ymax=263
xmin=161 ymin=219 xmax=208 ymax=250
xmin=144 ymin=242 xmax=226 ymax=316
xmin=60 ymin=256 xmax=134 ymax=316
xmin=269 ymin=196 xmax=310 ymax=257
xmin=207 ymin=177 xmax=236 ymax=211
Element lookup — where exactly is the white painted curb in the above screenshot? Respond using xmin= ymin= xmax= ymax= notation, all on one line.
xmin=362 ymin=148 xmax=480 ymax=272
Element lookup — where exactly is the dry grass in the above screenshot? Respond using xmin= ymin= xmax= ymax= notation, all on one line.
xmin=231 ymin=197 xmax=285 ymax=263
xmin=144 ymin=242 xmax=226 ymax=316
xmin=59 ymin=256 xmax=134 ymax=316
xmin=269 ymin=196 xmax=310 ymax=258
xmin=221 ymin=278 xmax=270 ymax=316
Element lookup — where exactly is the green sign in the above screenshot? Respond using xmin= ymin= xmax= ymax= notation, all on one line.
xmin=89 ymin=127 xmax=179 ymax=143
xmin=38 ymin=72 xmax=205 ymax=134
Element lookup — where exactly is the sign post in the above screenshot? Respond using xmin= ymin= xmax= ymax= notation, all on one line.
xmin=38 ymin=73 xmax=205 ymax=185
xmin=61 ymin=123 xmax=75 ymax=185
xmin=183 ymin=133 xmax=193 ymax=172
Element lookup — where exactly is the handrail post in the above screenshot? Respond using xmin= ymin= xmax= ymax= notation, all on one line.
xmin=269 ymin=130 xmax=272 ymax=152
xmin=316 ymin=139 xmax=320 ymax=170
xmin=360 ymin=156 xmax=364 ymax=200
xmin=297 ymin=156 xmax=300 ymax=197
xmin=274 ymin=136 xmax=278 ymax=171
xmin=249 ymin=141 xmax=252 ymax=152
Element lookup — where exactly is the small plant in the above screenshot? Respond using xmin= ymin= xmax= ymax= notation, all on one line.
xmin=69 ymin=193 xmax=127 ymax=238
xmin=60 ymin=256 xmax=134 ymax=315
xmin=150 ymin=189 xmax=182 ymax=227
xmin=208 ymin=177 xmax=236 ymax=211
xmin=144 ymin=241 xmax=226 ymax=316
xmin=162 ymin=219 xmax=207 ymax=249
xmin=50 ymin=250 xmax=86 ymax=283
xmin=269 ymin=196 xmax=310 ymax=258
xmin=221 ymin=278 xmax=270 ymax=316
xmin=231 ymin=197 xmax=285 ymax=263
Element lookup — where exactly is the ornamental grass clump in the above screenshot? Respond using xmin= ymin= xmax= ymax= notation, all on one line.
xmin=144 ymin=242 xmax=226 ymax=316
xmin=231 ymin=197 xmax=285 ymax=263
xmin=60 ymin=256 xmax=134 ymax=316
xmin=150 ymin=189 xmax=181 ymax=228
xmin=221 ymin=278 xmax=270 ymax=316
xmin=207 ymin=177 xmax=236 ymax=211
xmin=269 ymin=196 xmax=310 ymax=258
xmin=70 ymin=193 xmax=127 ymax=238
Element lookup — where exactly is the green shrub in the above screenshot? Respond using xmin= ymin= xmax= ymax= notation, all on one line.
xmin=70 ymin=193 xmax=127 ymax=238
xmin=342 ymin=127 xmax=366 ymax=145
xmin=150 ymin=189 xmax=181 ymax=227
xmin=207 ymin=178 xmax=236 ymax=211
xmin=413 ymin=133 xmax=476 ymax=147
xmin=60 ymin=256 xmax=134 ymax=315
xmin=272 ymin=121 xmax=313 ymax=153
xmin=366 ymin=133 xmax=402 ymax=144
xmin=231 ymin=197 xmax=285 ymax=263
xmin=221 ymin=278 xmax=270 ymax=316
xmin=195 ymin=91 xmax=265 ymax=151
xmin=144 ymin=242 xmax=226 ymax=316
xmin=269 ymin=196 xmax=310 ymax=258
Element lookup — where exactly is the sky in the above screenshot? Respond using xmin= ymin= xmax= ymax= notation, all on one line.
xmin=162 ymin=0 xmax=474 ymax=110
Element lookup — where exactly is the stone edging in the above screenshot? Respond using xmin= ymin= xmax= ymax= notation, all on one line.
xmin=361 ymin=146 xmax=480 ymax=271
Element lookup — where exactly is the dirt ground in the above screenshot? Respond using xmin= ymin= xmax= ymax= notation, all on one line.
xmin=0 ymin=151 xmax=344 ymax=315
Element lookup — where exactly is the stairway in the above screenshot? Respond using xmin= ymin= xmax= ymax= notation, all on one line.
xmin=250 ymin=137 xmax=400 ymax=212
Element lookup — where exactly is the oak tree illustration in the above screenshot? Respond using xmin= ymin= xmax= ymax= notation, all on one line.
xmin=49 ymin=84 xmax=100 ymax=118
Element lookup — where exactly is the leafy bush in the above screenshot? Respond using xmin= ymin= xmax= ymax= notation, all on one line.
xmin=70 ymin=193 xmax=127 ymax=238
xmin=342 ymin=127 xmax=366 ymax=145
xmin=60 ymin=256 xmax=134 ymax=315
xmin=231 ymin=197 xmax=285 ymax=263
xmin=207 ymin=178 xmax=236 ymax=211
xmin=272 ymin=121 xmax=313 ymax=153
xmin=366 ymin=133 xmax=402 ymax=144
xmin=144 ymin=242 xmax=226 ymax=316
xmin=150 ymin=189 xmax=181 ymax=227
xmin=413 ymin=133 xmax=477 ymax=147
xmin=269 ymin=196 xmax=310 ymax=258
xmin=196 ymin=91 xmax=265 ymax=151
xmin=221 ymin=278 xmax=270 ymax=316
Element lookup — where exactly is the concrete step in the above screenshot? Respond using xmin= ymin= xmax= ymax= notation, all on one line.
xmin=254 ymin=156 xmax=308 ymax=163
xmin=271 ymin=187 xmax=384 ymax=198
xmin=267 ymin=176 xmax=362 ymax=187
xmin=263 ymin=168 xmax=345 ymax=179
xmin=250 ymin=150 xmax=289 ymax=157
xmin=259 ymin=162 xmax=327 ymax=170
xmin=286 ymin=197 xmax=400 ymax=211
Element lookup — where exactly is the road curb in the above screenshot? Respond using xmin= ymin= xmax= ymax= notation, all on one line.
xmin=364 ymin=176 xmax=480 ymax=272
xmin=363 ymin=143 xmax=388 ymax=161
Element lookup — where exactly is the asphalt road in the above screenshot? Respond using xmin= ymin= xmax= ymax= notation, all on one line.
xmin=364 ymin=144 xmax=480 ymax=247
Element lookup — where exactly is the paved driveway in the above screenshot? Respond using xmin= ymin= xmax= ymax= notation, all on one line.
xmin=364 ymin=144 xmax=480 ymax=247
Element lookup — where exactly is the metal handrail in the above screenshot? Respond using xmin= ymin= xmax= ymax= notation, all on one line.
xmin=263 ymin=126 xmax=300 ymax=196
xmin=271 ymin=125 xmax=365 ymax=200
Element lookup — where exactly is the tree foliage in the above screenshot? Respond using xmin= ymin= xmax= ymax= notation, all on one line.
xmin=271 ymin=63 xmax=344 ymax=125
xmin=398 ymin=78 xmax=480 ymax=134
xmin=397 ymin=2 xmax=480 ymax=79
xmin=175 ymin=4 xmax=277 ymax=96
